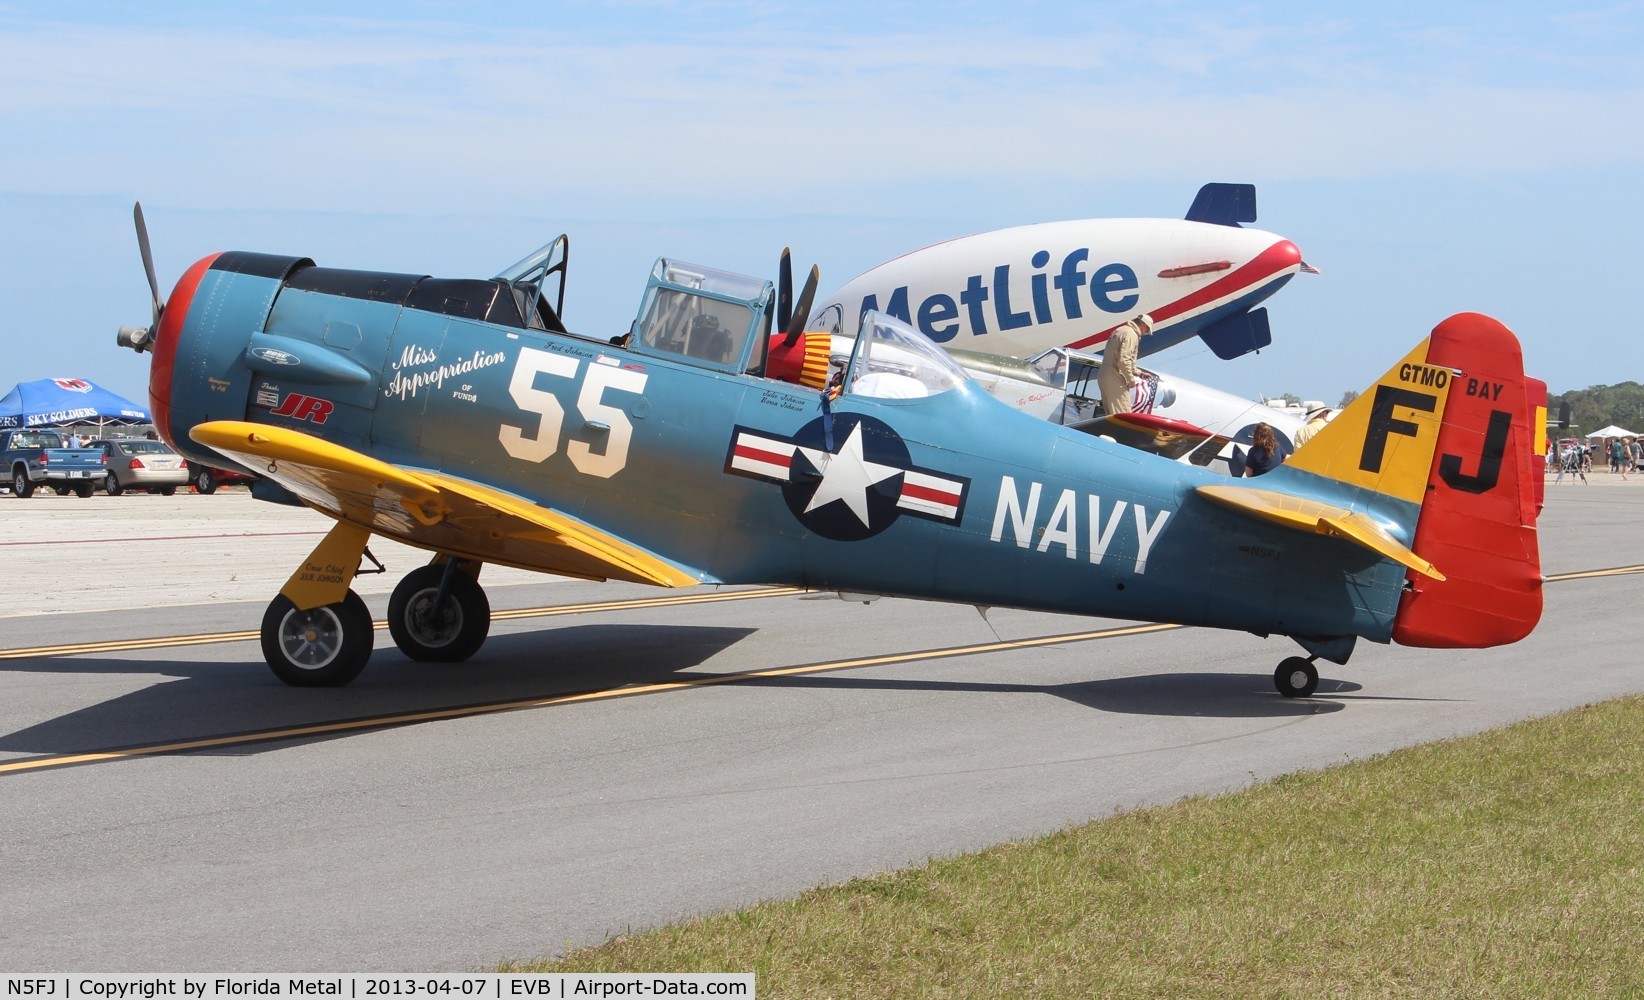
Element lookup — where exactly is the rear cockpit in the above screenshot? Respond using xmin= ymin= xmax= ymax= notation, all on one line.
xmin=627 ymin=259 xmax=774 ymax=373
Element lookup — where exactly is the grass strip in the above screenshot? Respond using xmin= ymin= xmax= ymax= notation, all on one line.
xmin=507 ymin=696 xmax=1644 ymax=998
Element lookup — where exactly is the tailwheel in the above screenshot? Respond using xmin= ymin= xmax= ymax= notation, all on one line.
xmin=387 ymin=563 xmax=491 ymax=662
xmin=261 ymin=590 xmax=374 ymax=687
xmin=1274 ymin=656 xmax=1319 ymax=698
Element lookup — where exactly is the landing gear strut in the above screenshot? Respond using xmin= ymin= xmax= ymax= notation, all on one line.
xmin=1274 ymin=656 xmax=1319 ymax=698
xmin=259 ymin=518 xmax=494 ymax=685
xmin=387 ymin=561 xmax=491 ymax=662
xmin=261 ymin=520 xmax=376 ymax=686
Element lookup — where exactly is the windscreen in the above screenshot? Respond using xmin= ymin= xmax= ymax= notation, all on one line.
xmin=843 ymin=311 xmax=969 ymax=399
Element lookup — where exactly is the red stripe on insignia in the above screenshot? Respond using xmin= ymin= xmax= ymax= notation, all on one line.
xmin=735 ymin=443 xmax=791 ymax=468
xmin=902 ymin=481 xmax=959 ymax=505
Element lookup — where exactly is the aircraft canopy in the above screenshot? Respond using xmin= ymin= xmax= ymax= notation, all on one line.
xmin=841 ymin=312 xmax=970 ymax=399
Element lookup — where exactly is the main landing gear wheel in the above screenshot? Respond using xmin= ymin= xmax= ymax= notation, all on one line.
xmin=1275 ymin=656 xmax=1320 ymax=698
xmin=387 ymin=564 xmax=491 ymax=663
xmin=261 ymin=590 xmax=374 ymax=687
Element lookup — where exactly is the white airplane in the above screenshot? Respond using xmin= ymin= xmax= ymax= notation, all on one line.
xmin=948 ymin=343 xmax=1306 ymax=476
xmin=808 ymin=183 xmax=1312 ymax=362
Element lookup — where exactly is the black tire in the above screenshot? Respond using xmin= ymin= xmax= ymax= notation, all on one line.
xmin=73 ymin=481 xmax=93 ymax=498
xmin=261 ymin=590 xmax=374 ymax=687
xmin=387 ymin=563 xmax=491 ymax=662
xmin=104 ymin=472 xmax=124 ymax=496
xmin=53 ymin=485 xmax=70 ymax=496
xmin=194 ymin=468 xmax=217 ymax=494
xmin=1275 ymin=657 xmax=1319 ymax=698
xmin=157 ymin=485 xmax=177 ymax=497
xmin=12 ymin=467 xmax=34 ymax=498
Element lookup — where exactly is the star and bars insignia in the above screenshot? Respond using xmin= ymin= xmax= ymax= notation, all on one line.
xmin=725 ymin=413 xmax=970 ymax=542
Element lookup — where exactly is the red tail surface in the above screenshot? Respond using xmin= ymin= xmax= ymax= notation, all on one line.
xmin=1526 ymin=376 xmax=1547 ymax=518
xmin=1392 ymin=314 xmax=1543 ymax=648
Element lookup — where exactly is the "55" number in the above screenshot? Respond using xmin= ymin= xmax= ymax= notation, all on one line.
xmin=498 ymin=348 xmax=647 ymax=478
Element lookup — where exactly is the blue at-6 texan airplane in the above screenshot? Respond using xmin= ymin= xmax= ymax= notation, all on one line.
xmin=117 ymin=204 xmax=1542 ymax=695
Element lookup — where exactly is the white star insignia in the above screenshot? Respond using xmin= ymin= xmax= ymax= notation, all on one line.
xmin=797 ymin=424 xmax=902 ymax=528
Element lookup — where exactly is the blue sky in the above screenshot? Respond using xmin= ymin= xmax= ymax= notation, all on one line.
xmin=2 ymin=2 xmax=1640 ymax=406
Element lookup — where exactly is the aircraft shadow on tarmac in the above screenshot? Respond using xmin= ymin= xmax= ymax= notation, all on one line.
xmin=737 ymin=672 xmax=1358 ymax=719
xmin=0 ymin=623 xmax=755 ymax=758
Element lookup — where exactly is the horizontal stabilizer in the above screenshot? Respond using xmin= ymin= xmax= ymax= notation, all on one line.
xmin=1184 ymin=183 xmax=1258 ymax=227
xmin=189 ymin=420 xmax=700 ymax=588
xmin=1196 ymin=483 xmax=1444 ymax=580
xmin=1198 ymin=307 xmax=1273 ymax=360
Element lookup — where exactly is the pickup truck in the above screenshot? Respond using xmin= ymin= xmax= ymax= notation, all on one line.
xmin=2 ymin=428 xmax=108 ymax=498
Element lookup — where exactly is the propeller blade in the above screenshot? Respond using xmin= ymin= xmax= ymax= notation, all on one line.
xmin=783 ymin=264 xmax=819 ymax=346
xmin=134 ymin=201 xmax=163 ymax=328
xmin=777 ymin=248 xmax=793 ymax=333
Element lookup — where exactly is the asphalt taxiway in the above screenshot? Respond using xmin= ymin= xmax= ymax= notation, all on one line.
xmin=1 ymin=480 xmax=1641 ymax=970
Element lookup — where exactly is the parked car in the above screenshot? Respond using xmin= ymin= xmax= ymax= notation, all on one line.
xmin=2 ymin=428 xmax=106 ymax=498
xmin=188 ymin=463 xmax=256 ymax=494
xmin=93 ymin=438 xmax=189 ymax=495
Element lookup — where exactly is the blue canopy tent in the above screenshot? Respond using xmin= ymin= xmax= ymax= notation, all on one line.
xmin=0 ymin=378 xmax=151 ymax=430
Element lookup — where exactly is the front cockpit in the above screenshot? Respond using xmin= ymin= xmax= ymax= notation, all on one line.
xmin=494 ymin=235 xmax=571 ymax=333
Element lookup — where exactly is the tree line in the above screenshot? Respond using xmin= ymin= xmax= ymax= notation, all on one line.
xmin=1550 ymin=382 xmax=1644 ymax=435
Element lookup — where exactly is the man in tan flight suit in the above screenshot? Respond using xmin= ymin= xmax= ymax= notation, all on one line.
xmin=1098 ymin=313 xmax=1153 ymax=415
xmin=1294 ymin=405 xmax=1332 ymax=447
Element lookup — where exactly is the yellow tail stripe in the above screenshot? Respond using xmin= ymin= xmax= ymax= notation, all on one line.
xmin=1285 ymin=338 xmax=1452 ymax=506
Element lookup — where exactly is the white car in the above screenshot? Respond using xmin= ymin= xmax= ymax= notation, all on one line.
xmin=93 ymin=438 xmax=190 ymax=496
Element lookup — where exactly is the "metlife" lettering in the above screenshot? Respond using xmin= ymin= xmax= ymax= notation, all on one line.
xmin=859 ymin=250 xmax=1139 ymax=342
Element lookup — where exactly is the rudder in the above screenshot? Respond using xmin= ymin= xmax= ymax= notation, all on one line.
xmin=1392 ymin=313 xmax=1543 ymax=647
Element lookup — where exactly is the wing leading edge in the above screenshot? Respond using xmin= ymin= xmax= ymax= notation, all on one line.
xmin=189 ymin=420 xmax=702 ymax=588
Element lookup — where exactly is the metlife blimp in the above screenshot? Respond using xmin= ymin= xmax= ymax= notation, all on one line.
xmin=809 ymin=184 xmax=1307 ymax=363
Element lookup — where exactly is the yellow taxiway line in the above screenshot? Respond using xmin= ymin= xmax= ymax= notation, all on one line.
xmin=3 ymin=564 xmax=1640 ymax=775
xmin=0 ymin=622 xmax=1178 ymax=775
xmin=0 ymin=587 xmax=805 ymax=660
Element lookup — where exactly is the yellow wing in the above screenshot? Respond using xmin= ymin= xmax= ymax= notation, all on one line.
xmin=1196 ymin=483 xmax=1445 ymax=581
xmin=190 ymin=420 xmax=700 ymax=588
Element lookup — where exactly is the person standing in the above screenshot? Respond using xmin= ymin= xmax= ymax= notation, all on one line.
xmin=1097 ymin=313 xmax=1153 ymax=415
xmin=1241 ymin=422 xmax=1283 ymax=477
xmin=1294 ymin=405 xmax=1332 ymax=447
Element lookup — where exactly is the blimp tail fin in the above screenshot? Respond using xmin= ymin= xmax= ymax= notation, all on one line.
xmin=1184 ymin=183 xmax=1257 ymax=227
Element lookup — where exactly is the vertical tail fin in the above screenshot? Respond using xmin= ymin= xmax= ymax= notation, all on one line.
xmin=1285 ymin=313 xmax=1543 ymax=648
xmin=1391 ymin=314 xmax=1542 ymax=646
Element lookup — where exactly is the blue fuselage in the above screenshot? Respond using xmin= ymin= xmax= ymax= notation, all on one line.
xmin=157 ymin=253 xmax=1411 ymax=646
